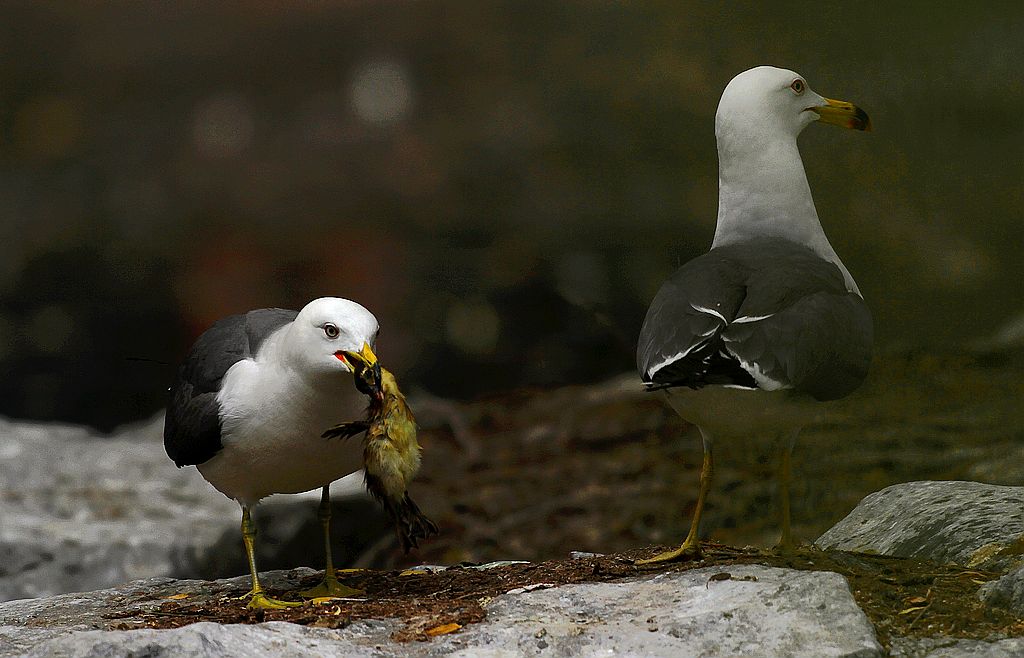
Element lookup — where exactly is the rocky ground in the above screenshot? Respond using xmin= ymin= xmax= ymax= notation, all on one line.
xmin=0 ymin=560 xmax=887 ymax=657
xmin=3 ymin=514 xmax=1024 ymax=657
xmin=1 ymin=346 xmax=1024 ymax=655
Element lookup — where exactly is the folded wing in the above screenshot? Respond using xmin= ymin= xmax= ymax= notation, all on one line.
xmin=164 ymin=308 xmax=298 ymax=467
xmin=637 ymin=238 xmax=872 ymax=401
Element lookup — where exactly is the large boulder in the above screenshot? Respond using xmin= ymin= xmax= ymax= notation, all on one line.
xmin=438 ymin=564 xmax=881 ymax=658
xmin=0 ymin=416 xmax=388 ymax=602
xmin=815 ymin=481 xmax=1024 ymax=572
xmin=0 ymin=564 xmax=882 ymax=658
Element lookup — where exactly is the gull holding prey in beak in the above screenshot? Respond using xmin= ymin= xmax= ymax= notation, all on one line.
xmin=323 ymin=354 xmax=438 ymax=554
xmin=164 ymin=297 xmax=382 ymax=607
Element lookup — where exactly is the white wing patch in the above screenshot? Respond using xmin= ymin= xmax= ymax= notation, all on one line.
xmin=647 ymin=302 xmax=731 ymax=378
xmin=726 ymin=347 xmax=790 ymax=391
xmin=690 ymin=303 xmax=728 ymax=324
xmin=721 ymin=311 xmax=790 ymax=389
xmin=731 ymin=313 xmax=775 ymax=324
xmin=647 ymin=339 xmax=710 ymax=378
xmin=648 ymin=302 xmax=790 ymax=387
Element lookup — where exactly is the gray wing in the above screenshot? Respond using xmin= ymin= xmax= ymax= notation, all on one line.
xmin=637 ymin=238 xmax=872 ymax=402
xmin=163 ymin=308 xmax=297 ymax=467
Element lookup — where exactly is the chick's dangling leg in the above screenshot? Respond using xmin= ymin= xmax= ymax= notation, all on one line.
xmin=638 ymin=428 xmax=714 ymax=564
xmin=775 ymin=430 xmax=801 ymax=554
xmin=299 ymin=485 xmax=364 ymax=598
xmin=240 ymin=506 xmax=301 ymax=609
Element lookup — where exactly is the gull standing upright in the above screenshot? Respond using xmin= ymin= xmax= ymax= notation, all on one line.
xmin=636 ymin=66 xmax=873 ymax=564
xmin=164 ymin=297 xmax=382 ymax=607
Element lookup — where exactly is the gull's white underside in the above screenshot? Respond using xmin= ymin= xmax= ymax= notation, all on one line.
xmin=199 ymin=338 xmax=367 ymax=507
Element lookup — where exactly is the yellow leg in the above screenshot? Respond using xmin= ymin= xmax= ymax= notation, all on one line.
xmin=638 ymin=430 xmax=714 ymax=564
xmin=299 ymin=486 xmax=364 ymax=599
xmin=775 ymin=432 xmax=799 ymax=554
xmin=241 ymin=506 xmax=301 ymax=609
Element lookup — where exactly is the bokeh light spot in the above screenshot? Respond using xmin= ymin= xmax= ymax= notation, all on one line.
xmin=349 ymin=58 xmax=413 ymax=126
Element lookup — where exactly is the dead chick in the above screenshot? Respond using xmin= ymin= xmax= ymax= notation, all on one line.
xmin=323 ymin=362 xmax=438 ymax=552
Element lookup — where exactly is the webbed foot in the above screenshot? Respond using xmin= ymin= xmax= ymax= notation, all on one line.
xmin=299 ymin=572 xmax=364 ymax=599
xmin=247 ymin=592 xmax=302 ymax=609
xmin=636 ymin=539 xmax=703 ymax=565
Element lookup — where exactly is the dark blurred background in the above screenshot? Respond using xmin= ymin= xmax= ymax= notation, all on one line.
xmin=1 ymin=3 xmax=1021 ymax=431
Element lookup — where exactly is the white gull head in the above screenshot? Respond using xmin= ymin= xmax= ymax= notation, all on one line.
xmin=282 ymin=296 xmax=379 ymax=378
xmin=712 ymin=66 xmax=870 ymax=294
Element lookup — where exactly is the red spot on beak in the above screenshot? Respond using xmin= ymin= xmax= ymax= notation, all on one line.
xmin=334 ymin=352 xmax=347 ymax=363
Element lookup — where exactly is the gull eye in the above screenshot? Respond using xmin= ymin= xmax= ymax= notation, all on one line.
xmin=790 ymin=79 xmax=805 ymax=94
xmin=323 ymin=323 xmax=340 ymax=339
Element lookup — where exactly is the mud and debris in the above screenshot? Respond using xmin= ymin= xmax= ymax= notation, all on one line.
xmin=103 ymin=544 xmax=1020 ymax=648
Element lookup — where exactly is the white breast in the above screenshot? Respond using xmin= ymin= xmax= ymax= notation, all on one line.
xmin=198 ymin=358 xmax=366 ymax=506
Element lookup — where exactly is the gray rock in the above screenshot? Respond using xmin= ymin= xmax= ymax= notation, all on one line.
xmin=434 ymin=564 xmax=881 ymax=658
xmin=0 ymin=568 xmax=314 ymax=632
xmin=0 ymin=565 xmax=882 ymax=658
xmin=979 ymin=564 xmax=1024 ymax=615
xmin=816 ymin=481 xmax=1024 ymax=572
xmin=924 ymin=640 xmax=1024 ymax=658
xmin=889 ymin=636 xmax=1024 ymax=658
xmin=0 ymin=415 xmax=389 ymax=602
xmin=19 ymin=620 xmax=401 ymax=658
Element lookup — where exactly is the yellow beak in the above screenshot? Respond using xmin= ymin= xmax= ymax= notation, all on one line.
xmin=343 ymin=342 xmax=378 ymax=369
xmin=342 ymin=342 xmax=383 ymax=398
xmin=813 ymin=97 xmax=872 ymax=132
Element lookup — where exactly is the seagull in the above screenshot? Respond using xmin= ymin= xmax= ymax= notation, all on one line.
xmin=164 ymin=297 xmax=382 ymax=608
xmin=636 ymin=66 xmax=873 ymax=564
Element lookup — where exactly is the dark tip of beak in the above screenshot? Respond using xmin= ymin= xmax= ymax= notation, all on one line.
xmin=852 ymin=106 xmax=872 ymax=132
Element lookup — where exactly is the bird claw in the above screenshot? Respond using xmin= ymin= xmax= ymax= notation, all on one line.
xmin=246 ymin=592 xmax=302 ymax=609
